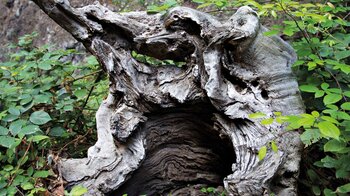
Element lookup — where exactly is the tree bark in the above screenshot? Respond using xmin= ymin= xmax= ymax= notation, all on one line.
xmin=32 ymin=0 xmax=305 ymax=195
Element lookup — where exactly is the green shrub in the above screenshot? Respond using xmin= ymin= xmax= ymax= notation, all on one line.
xmin=0 ymin=32 xmax=107 ymax=195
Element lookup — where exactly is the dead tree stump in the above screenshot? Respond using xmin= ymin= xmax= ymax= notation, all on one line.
xmin=33 ymin=1 xmax=305 ymax=195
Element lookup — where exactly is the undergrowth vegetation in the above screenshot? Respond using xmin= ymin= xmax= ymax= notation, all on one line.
xmin=0 ymin=32 xmax=107 ymax=195
xmin=0 ymin=0 xmax=349 ymax=195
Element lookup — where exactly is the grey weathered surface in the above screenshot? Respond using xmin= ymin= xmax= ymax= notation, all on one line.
xmin=32 ymin=0 xmax=304 ymax=195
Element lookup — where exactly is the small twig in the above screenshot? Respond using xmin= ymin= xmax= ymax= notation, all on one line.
xmin=49 ymin=69 xmax=102 ymax=93
xmin=57 ymin=129 xmax=91 ymax=154
xmin=343 ymin=12 xmax=350 ymax=20
xmin=278 ymin=1 xmax=315 ymax=53
xmin=72 ymin=72 xmax=103 ymax=129
xmin=8 ymin=140 xmax=32 ymax=186
xmin=71 ymin=69 xmax=102 ymax=83
xmin=15 ymin=187 xmax=25 ymax=196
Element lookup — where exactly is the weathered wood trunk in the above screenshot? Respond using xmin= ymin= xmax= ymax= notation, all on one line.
xmin=32 ymin=1 xmax=305 ymax=195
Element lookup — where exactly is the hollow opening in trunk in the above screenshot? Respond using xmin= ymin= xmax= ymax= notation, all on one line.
xmin=110 ymin=103 xmax=236 ymax=195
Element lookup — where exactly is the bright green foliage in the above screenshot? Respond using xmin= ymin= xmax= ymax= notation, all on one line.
xmin=0 ymin=33 xmax=107 ymax=195
xmin=147 ymin=0 xmax=179 ymax=14
xmin=248 ymin=112 xmax=266 ymax=119
xmin=131 ymin=51 xmax=186 ymax=67
xmin=200 ymin=186 xmax=226 ymax=196
xmin=258 ymin=146 xmax=267 ymax=161
xmin=64 ymin=185 xmax=88 ymax=196
xmin=256 ymin=141 xmax=279 ymax=161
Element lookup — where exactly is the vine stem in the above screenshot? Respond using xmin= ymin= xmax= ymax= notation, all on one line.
xmin=8 ymin=140 xmax=32 ymax=186
xmin=70 ymin=69 xmax=102 ymax=82
xmin=72 ymin=71 xmax=104 ymax=129
xmin=56 ymin=129 xmax=91 ymax=155
xmin=56 ymin=72 xmax=104 ymax=154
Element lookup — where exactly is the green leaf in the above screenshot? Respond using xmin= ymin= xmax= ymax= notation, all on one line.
xmin=29 ymin=111 xmax=51 ymax=125
xmin=0 ymin=136 xmax=18 ymax=148
xmin=271 ymin=141 xmax=278 ymax=153
xmin=336 ymin=169 xmax=349 ymax=179
xmin=37 ymin=60 xmax=52 ymax=70
xmin=20 ymin=125 xmax=41 ymax=135
xmin=8 ymin=107 xmax=20 ymax=116
xmin=207 ymin=187 xmax=215 ymax=193
xmin=263 ymin=30 xmax=279 ymax=36
xmin=6 ymin=186 xmax=17 ymax=195
xmin=293 ymin=60 xmax=304 ymax=67
xmin=324 ymin=188 xmax=336 ymax=196
xmin=336 ymin=183 xmax=350 ymax=193
xmin=323 ymin=93 xmax=342 ymax=105
xmin=49 ymin=127 xmax=66 ymax=137
xmin=299 ymin=85 xmax=318 ymax=92
xmin=317 ymin=121 xmax=340 ymax=139
xmin=298 ymin=114 xmax=315 ymax=127
xmin=9 ymin=120 xmax=26 ymax=136
xmin=307 ymin=61 xmax=317 ymax=70
xmin=333 ymin=63 xmax=350 ymax=74
xmin=260 ymin=118 xmax=273 ymax=125
xmin=28 ymin=135 xmax=49 ymax=143
xmin=286 ymin=115 xmax=303 ymax=130
xmin=311 ymin=111 xmax=319 ymax=118
xmin=283 ymin=27 xmax=294 ymax=36
xmin=34 ymin=94 xmax=52 ymax=104
xmin=312 ymin=186 xmax=321 ymax=195
xmin=0 ymin=126 xmax=9 ymax=135
xmin=74 ymin=89 xmax=88 ymax=99
xmin=326 ymin=104 xmax=338 ymax=110
xmin=320 ymin=156 xmax=337 ymax=168
xmin=321 ymin=116 xmax=339 ymax=124
xmin=333 ymin=111 xmax=350 ymax=120
xmin=3 ymin=165 xmax=14 ymax=171
xmin=21 ymin=182 xmax=34 ymax=190
xmin=327 ymin=88 xmax=341 ymax=94
xmin=2 ymin=114 xmax=19 ymax=122
xmin=273 ymin=112 xmax=282 ymax=116
xmin=300 ymin=129 xmax=321 ymax=146
xmin=270 ymin=10 xmax=277 ymax=18
xmin=315 ymin=90 xmax=325 ymax=98
xmin=27 ymin=166 xmax=34 ymax=176
xmin=215 ymin=1 xmax=224 ymax=7
xmin=258 ymin=146 xmax=267 ymax=161
xmin=324 ymin=139 xmax=346 ymax=152
xmin=341 ymin=102 xmax=350 ymax=110
xmin=192 ymin=0 xmax=204 ymax=3
xmin=33 ymin=170 xmax=50 ymax=178
xmin=63 ymin=105 xmax=73 ymax=111
xmin=70 ymin=185 xmax=88 ymax=196
xmin=248 ymin=112 xmax=266 ymax=119
xmin=321 ymin=83 xmax=329 ymax=90
xmin=307 ymin=169 xmax=319 ymax=182
xmin=276 ymin=116 xmax=289 ymax=124
xmin=334 ymin=50 xmax=350 ymax=60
